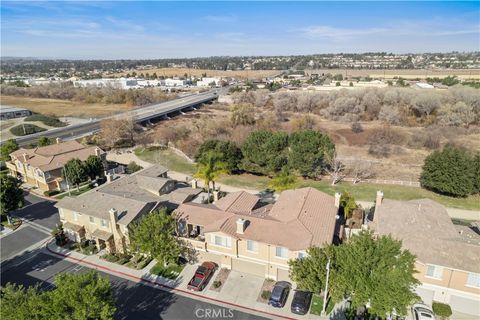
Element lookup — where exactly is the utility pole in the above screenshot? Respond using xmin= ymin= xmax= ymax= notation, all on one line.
xmin=322 ymin=257 xmax=331 ymax=315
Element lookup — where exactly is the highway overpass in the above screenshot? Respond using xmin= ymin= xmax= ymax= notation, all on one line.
xmin=5 ymin=90 xmax=218 ymax=146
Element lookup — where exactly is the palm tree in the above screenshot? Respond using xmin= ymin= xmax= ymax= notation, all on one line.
xmin=194 ymin=151 xmax=228 ymax=203
xmin=268 ymin=166 xmax=298 ymax=192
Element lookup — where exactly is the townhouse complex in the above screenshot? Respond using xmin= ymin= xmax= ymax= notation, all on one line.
xmin=6 ymin=140 xmax=105 ymax=192
xmin=370 ymin=192 xmax=480 ymax=316
xmin=174 ymin=188 xmax=341 ymax=281
xmin=55 ymin=165 xmax=201 ymax=253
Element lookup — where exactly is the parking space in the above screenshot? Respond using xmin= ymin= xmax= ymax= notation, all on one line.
xmin=0 ymin=225 xmax=49 ymax=262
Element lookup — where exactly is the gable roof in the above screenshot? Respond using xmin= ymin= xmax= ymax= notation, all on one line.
xmin=372 ymin=198 xmax=480 ymax=273
xmin=175 ymin=187 xmax=338 ymax=250
xmin=10 ymin=140 xmax=104 ymax=172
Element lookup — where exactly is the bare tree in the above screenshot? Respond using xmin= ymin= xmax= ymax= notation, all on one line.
xmin=324 ymin=152 xmax=346 ymax=185
xmin=349 ymin=160 xmax=375 ymax=184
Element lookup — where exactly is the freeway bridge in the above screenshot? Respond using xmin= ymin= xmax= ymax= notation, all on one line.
xmin=6 ymin=90 xmax=219 ymax=147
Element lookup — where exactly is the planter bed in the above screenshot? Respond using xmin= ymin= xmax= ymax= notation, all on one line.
xmin=209 ymin=268 xmax=230 ymax=292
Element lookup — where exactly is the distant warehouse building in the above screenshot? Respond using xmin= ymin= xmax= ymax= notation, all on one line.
xmin=164 ymin=79 xmax=187 ymax=87
xmin=73 ymin=78 xmax=138 ymax=89
xmin=0 ymin=106 xmax=32 ymax=120
xmin=197 ymin=77 xmax=222 ymax=87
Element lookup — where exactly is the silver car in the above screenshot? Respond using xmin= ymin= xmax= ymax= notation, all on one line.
xmin=411 ymin=303 xmax=436 ymax=320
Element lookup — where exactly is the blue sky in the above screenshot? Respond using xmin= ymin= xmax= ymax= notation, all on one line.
xmin=1 ymin=1 xmax=479 ymax=59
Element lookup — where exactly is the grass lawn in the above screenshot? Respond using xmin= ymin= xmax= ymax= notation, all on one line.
xmin=310 ymin=294 xmax=335 ymax=316
xmin=218 ymin=174 xmax=270 ymax=190
xmin=134 ymin=146 xmax=196 ymax=175
xmin=55 ymin=184 xmax=93 ymax=199
xmin=150 ymin=262 xmax=185 ymax=279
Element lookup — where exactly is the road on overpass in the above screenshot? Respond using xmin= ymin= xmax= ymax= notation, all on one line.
xmin=5 ymin=90 xmax=219 ymax=147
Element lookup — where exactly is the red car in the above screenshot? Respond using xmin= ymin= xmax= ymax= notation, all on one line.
xmin=187 ymin=261 xmax=216 ymax=291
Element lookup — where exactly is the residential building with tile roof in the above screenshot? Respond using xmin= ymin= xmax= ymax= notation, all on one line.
xmin=174 ymin=188 xmax=340 ymax=281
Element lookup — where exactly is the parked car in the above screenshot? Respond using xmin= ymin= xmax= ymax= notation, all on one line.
xmin=268 ymin=281 xmax=291 ymax=308
xmin=291 ymin=290 xmax=312 ymax=315
xmin=187 ymin=261 xmax=216 ymax=291
xmin=411 ymin=303 xmax=436 ymax=320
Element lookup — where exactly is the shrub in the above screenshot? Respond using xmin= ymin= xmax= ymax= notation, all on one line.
xmin=351 ymin=122 xmax=363 ymax=133
xmin=420 ymin=146 xmax=476 ymax=197
xmin=368 ymin=144 xmax=391 ymax=158
xmin=367 ymin=126 xmax=404 ymax=145
xmin=423 ymin=133 xmax=441 ymax=150
xmin=101 ymin=254 xmax=119 ymax=263
xmin=261 ymin=290 xmax=271 ymax=300
xmin=212 ymin=280 xmax=222 ymax=288
xmin=432 ymin=302 xmax=452 ymax=319
xmin=136 ymin=256 xmax=152 ymax=270
xmin=10 ymin=124 xmax=46 ymax=136
xmin=25 ymin=114 xmax=67 ymax=127
xmin=44 ymin=190 xmax=60 ymax=197
xmin=127 ymin=161 xmax=143 ymax=174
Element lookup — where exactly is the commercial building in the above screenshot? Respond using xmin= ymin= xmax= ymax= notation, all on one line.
xmin=164 ymin=79 xmax=187 ymax=87
xmin=6 ymin=140 xmax=105 ymax=192
xmin=73 ymin=78 xmax=138 ymax=89
xmin=370 ymin=191 xmax=480 ymax=316
xmin=196 ymin=77 xmax=222 ymax=87
xmin=55 ymin=165 xmax=201 ymax=253
xmin=174 ymin=188 xmax=340 ymax=281
xmin=0 ymin=106 xmax=32 ymax=120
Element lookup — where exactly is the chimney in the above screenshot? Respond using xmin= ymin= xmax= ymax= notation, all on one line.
xmin=236 ymin=218 xmax=246 ymax=234
xmin=95 ymin=147 xmax=102 ymax=157
xmin=375 ymin=191 xmax=384 ymax=214
xmin=56 ymin=137 xmax=61 ymax=144
xmin=213 ymin=190 xmax=219 ymax=202
xmin=191 ymin=179 xmax=197 ymax=189
xmin=109 ymin=208 xmax=118 ymax=225
xmin=22 ymin=153 xmax=29 ymax=162
xmin=334 ymin=192 xmax=341 ymax=208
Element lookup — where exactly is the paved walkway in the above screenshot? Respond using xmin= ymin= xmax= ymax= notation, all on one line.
xmin=45 ymin=241 xmax=326 ymax=320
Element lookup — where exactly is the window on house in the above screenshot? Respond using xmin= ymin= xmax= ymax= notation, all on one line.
xmin=210 ymin=235 xmax=231 ymax=248
xmin=467 ymin=273 xmax=480 ymax=288
xmin=247 ymin=240 xmax=258 ymax=252
xmin=275 ymin=246 xmax=288 ymax=258
xmin=101 ymin=219 xmax=108 ymax=227
xmin=425 ymin=264 xmax=443 ymax=279
xmin=89 ymin=216 xmax=95 ymax=224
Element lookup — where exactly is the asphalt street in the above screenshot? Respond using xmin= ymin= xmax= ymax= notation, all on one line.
xmin=11 ymin=191 xmax=60 ymax=230
xmin=1 ymin=251 xmax=268 ymax=320
xmin=0 ymin=225 xmax=49 ymax=261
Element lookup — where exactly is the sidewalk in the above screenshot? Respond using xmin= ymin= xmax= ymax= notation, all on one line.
xmin=45 ymin=241 xmax=321 ymax=320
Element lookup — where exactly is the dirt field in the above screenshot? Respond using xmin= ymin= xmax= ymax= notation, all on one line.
xmin=1 ymin=96 xmax=131 ymax=118
xmin=304 ymin=68 xmax=480 ymax=80
xmin=109 ymin=68 xmax=281 ymax=79
xmin=148 ymin=104 xmax=480 ymax=182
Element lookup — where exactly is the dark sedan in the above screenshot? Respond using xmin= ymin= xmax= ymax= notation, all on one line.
xmin=268 ymin=281 xmax=291 ymax=308
xmin=290 ymin=290 xmax=312 ymax=315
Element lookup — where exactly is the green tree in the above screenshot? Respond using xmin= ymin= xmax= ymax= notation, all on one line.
xmin=1 ymin=139 xmax=18 ymax=161
xmin=340 ymin=192 xmax=357 ymax=219
xmin=330 ymin=231 xmax=419 ymax=317
xmin=194 ymin=151 xmax=228 ymax=202
xmin=420 ymin=146 xmax=474 ymax=197
xmin=288 ymin=130 xmax=335 ymax=178
xmin=268 ymin=167 xmax=298 ymax=192
xmin=0 ymin=271 xmax=116 ymax=320
xmin=127 ymin=161 xmax=143 ymax=174
xmin=63 ymin=158 xmax=87 ymax=191
xmin=0 ymin=175 xmax=24 ymax=219
xmin=288 ymin=246 xmax=333 ymax=294
xmin=129 ymin=208 xmax=181 ymax=265
xmin=37 ymin=137 xmax=52 ymax=147
xmin=473 ymin=153 xmax=480 ymax=194
xmin=195 ymin=140 xmax=243 ymax=172
xmin=241 ymin=130 xmax=289 ymax=175
xmin=84 ymin=155 xmax=104 ymax=180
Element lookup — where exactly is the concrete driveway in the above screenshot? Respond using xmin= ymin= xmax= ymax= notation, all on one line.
xmin=221 ymin=271 xmax=264 ymax=305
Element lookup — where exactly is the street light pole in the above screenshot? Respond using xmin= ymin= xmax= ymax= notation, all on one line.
xmin=322 ymin=257 xmax=331 ymax=315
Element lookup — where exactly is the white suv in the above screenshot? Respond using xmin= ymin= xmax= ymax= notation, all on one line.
xmin=411 ymin=303 xmax=436 ymax=320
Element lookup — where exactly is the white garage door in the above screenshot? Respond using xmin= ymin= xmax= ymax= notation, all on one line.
xmin=231 ymin=259 xmax=265 ymax=277
xmin=450 ymin=295 xmax=480 ymax=316
xmin=277 ymin=268 xmax=291 ymax=281
xmin=415 ymin=287 xmax=435 ymax=306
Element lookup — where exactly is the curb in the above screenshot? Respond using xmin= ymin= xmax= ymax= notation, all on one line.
xmin=23 ymin=189 xmax=59 ymax=202
xmin=45 ymin=243 xmax=296 ymax=320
